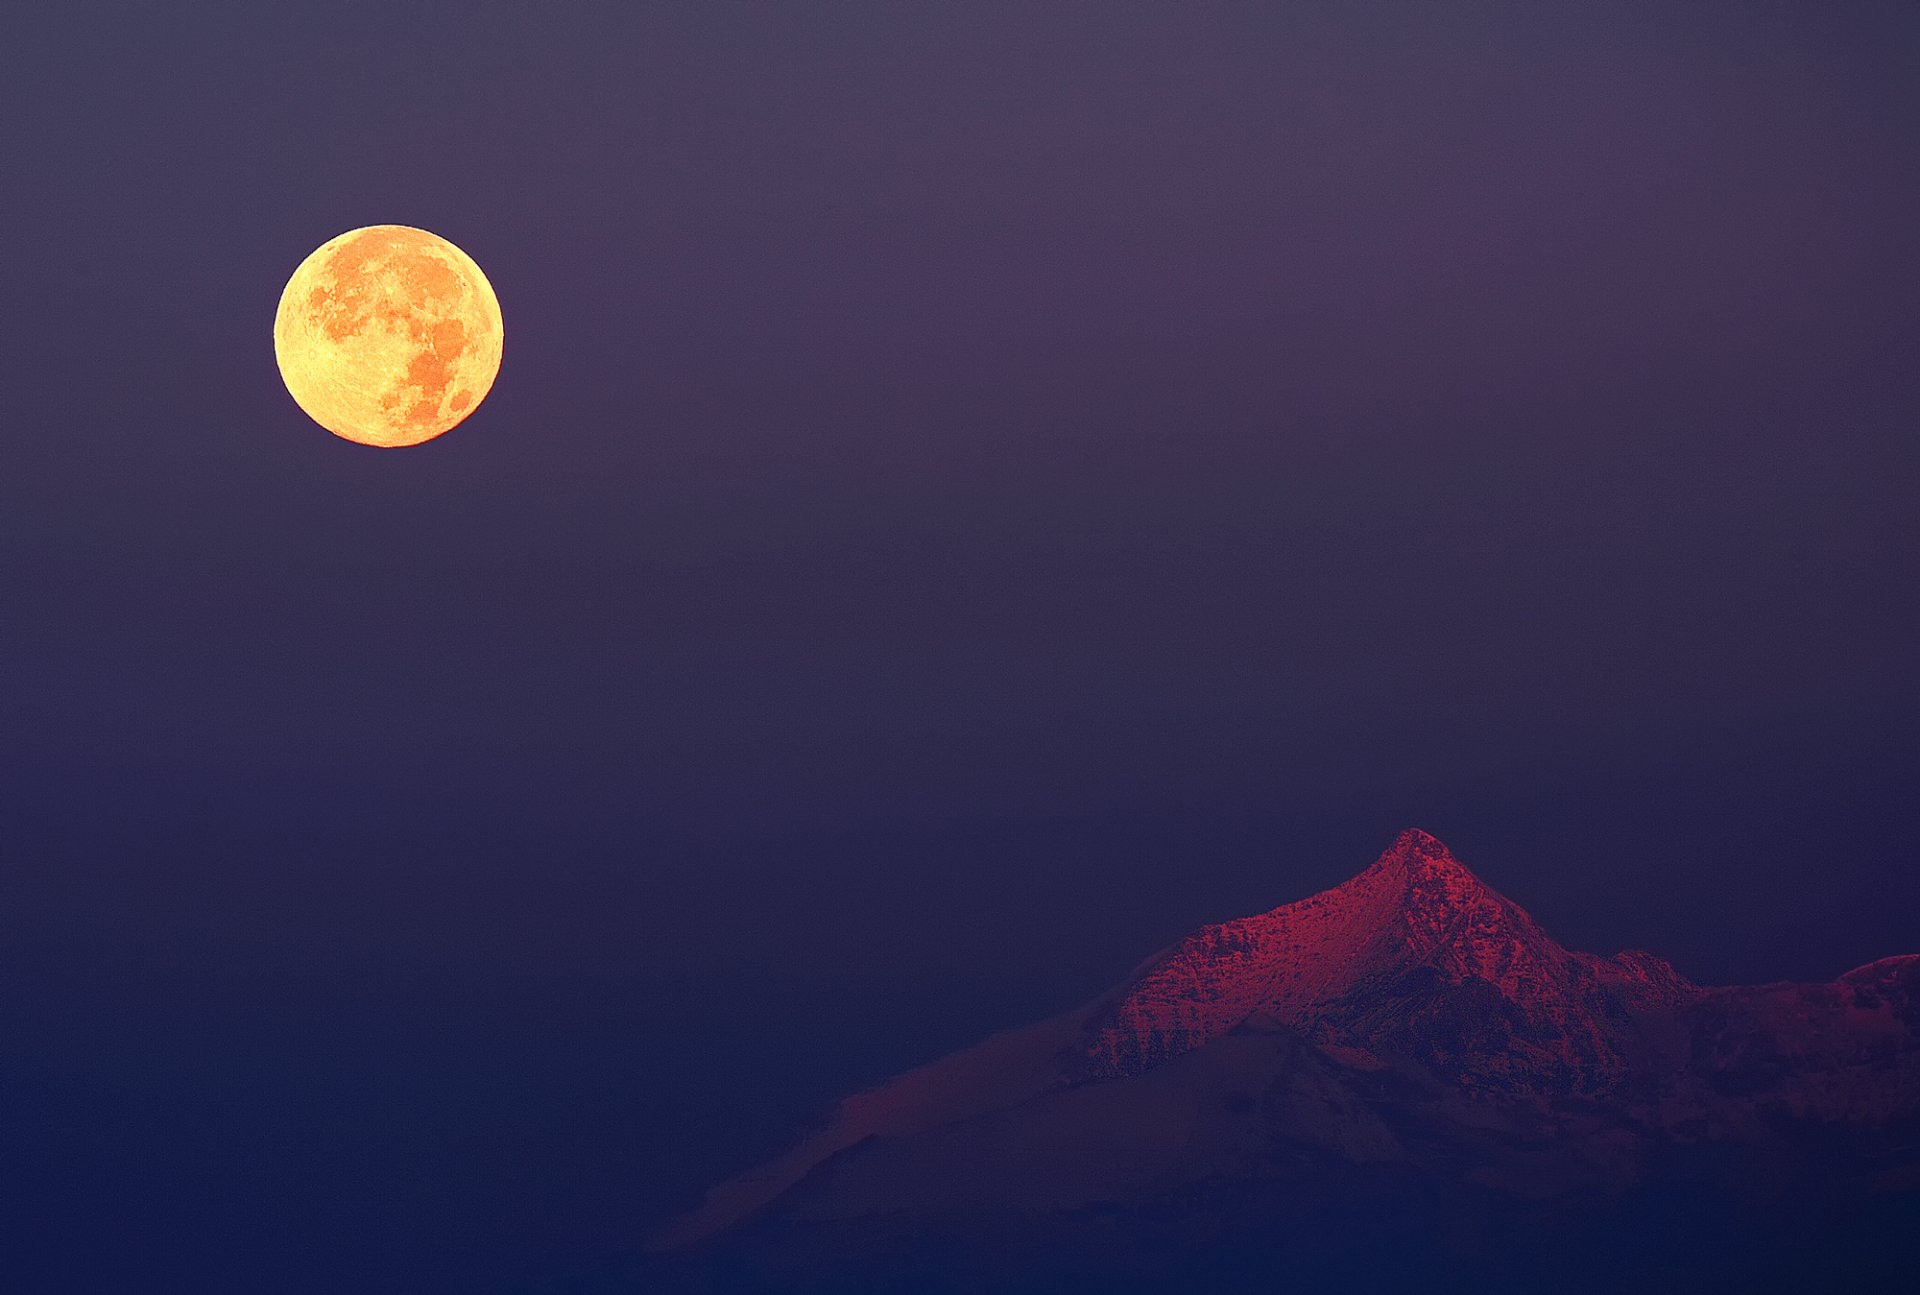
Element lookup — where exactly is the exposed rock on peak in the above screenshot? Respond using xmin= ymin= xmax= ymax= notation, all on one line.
xmin=655 ymin=832 xmax=1914 ymax=1264
xmin=1079 ymin=830 xmax=1693 ymax=1093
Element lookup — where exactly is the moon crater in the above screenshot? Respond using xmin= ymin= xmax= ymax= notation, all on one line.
xmin=274 ymin=225 xmax=502 ymax=448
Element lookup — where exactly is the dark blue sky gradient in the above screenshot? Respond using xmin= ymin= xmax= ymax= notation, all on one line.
xmin=3 ymin=3 xmax=1918 ymax=1291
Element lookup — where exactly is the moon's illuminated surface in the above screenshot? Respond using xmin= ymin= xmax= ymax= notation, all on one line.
xmin=274 ymin=225 xmax=503 ymax=448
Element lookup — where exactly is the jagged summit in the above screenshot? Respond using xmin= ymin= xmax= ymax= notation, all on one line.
xmin=1082 ymin=830 xmax=1692 ymax=1091
xmin=656 ymin=831 xmax=1919 ymax=1261
xmin=1335 ymin=827 xmax=1501 ymax=944
xmin=1368 ymin=825 xmax=1477 ymax=876
xmin=1330 ymin=828 xmax=1495 ymax=923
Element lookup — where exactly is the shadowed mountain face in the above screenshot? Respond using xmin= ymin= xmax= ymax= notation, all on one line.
xmin=603 ymin=832 xmax=1920 ymax=1293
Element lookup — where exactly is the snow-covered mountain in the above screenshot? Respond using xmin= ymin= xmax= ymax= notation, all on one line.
xmin=623 ymin=831 xmax=1919 ymax=1292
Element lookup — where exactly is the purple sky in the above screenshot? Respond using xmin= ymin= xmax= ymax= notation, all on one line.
xmin=3 ymin=3 xmax=1918 ymax=1292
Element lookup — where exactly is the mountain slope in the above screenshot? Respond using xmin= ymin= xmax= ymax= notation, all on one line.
xmin=1081 ymin=828 xmax=1693 ymax=1095
xmin=647 ymin=829 xmax=1920 ymax=1279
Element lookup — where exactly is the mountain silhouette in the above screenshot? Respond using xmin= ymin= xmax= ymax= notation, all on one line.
xmin=573 ymin=831 xmax=1920 ymax=1293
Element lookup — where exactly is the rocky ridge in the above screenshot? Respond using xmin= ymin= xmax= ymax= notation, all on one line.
xmin=654 ymin=830 xmax=1920 ymax=1262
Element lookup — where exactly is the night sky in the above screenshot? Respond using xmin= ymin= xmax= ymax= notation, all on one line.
xmin=4 ymin=3 xmax=1918 ymax=1292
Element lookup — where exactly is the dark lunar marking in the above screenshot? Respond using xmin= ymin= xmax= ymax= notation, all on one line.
xmin=429 ymin=317 xmax=467 ymax=358
xmin=406 ymin=329 xmax=459 ymax=394
xmin=399 ymin=250 xmax=460 ymax=302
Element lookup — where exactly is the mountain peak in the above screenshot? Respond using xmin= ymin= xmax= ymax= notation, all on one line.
xmin=1355 ymin=827 xmax=1488 ymax=911
xmin=1080 ymin=831 xmax=1686 ymax=1093
xmin=661 ymin=835 xmax=1920 ymax=1263
xmin=1372 ymin=826 xmax=1469 ymax=873
xmin=1380 ymin=825 xmax=1456 ymax=862
xmin=1079 ymin=831 xmax=1513 ymax=1078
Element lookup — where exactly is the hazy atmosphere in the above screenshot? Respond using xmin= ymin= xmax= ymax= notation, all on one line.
xmin=4 ymin=4 xmax=1917 ymax=1292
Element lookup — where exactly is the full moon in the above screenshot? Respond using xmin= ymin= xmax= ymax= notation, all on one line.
xmin=273 ymin=225 xmax=503 ymax=448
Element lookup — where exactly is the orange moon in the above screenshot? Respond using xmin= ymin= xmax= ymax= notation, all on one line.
xmin=273 ymin=225 xmax=503 ymax=448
